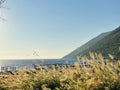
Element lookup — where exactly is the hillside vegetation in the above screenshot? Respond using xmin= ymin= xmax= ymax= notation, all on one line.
xmin=79 ymin=26 xmax=120 ymax=60
xmin=63 ymin=26 xmax=120 ymax=60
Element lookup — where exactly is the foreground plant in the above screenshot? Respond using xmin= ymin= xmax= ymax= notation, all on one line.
xmin=0 ymin=53 xmax=120 ymax=90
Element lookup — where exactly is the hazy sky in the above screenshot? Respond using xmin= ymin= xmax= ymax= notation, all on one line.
xmin=0 ymin=0 xmax=120 ymax=59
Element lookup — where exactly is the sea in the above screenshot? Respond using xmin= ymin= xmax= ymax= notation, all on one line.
xmin=0 ymin=59 xmax=77 ymax=66
xmin=0 ymin=59 xmax=77 ymax=72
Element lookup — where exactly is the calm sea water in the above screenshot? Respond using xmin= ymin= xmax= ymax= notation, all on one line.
xmin=0 ymin=59 xmax=77 ymax=67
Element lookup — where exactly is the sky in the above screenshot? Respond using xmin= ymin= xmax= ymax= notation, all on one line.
xmin=0 ymin=0 xmax=120 ymax=59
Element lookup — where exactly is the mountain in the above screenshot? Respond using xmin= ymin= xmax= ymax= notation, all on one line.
xmin=63 ymin=26 xmax=120 ymax=60
xmin=63 ymin=31 xmax=111 ymax=59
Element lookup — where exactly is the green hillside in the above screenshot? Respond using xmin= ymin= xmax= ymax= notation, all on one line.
xmin=63 ymin=26 xmax=120 ymax=60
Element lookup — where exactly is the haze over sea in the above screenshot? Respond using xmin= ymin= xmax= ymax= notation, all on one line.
xmin=0 ymin=59 xmax=76 ymax=66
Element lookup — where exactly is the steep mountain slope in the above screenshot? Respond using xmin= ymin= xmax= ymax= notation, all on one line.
xmin=80 ymin=26 xmax=120 ymax=59
xmin=63 ymin=31 xmax=111 ymax=59
xmin=63 ymin=26 xmax=120 ymax=60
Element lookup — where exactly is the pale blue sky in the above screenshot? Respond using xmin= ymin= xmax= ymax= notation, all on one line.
xmin=0 ymin=0 xmax=120 ymax=59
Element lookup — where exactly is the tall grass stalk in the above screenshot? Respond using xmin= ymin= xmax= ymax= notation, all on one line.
xmin=0 ymin=53 xmax=120 ymax=90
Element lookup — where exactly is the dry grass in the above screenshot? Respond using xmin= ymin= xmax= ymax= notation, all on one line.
xmin=0 ymin=53 xmax=120 ymax=90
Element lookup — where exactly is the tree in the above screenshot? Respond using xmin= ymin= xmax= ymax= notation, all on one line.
xmin=0 ymin=0 xmax=6 ymax=8
xmin=0 ymin=0 xmax=6 ymax=21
